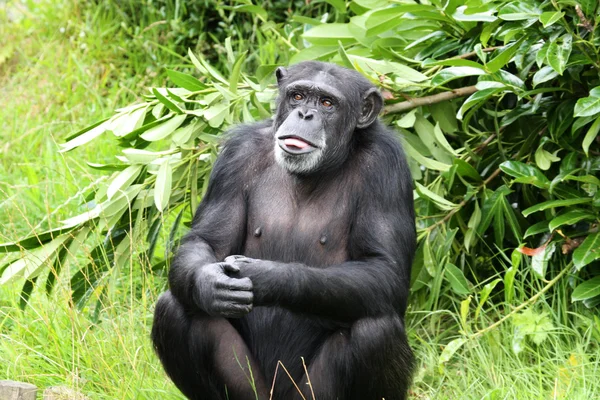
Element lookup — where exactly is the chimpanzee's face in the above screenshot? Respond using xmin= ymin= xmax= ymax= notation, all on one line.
xmin=272 ymin=62 xmax=383 ymax=175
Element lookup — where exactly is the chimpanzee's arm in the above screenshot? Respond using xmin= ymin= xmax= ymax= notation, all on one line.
xmin=232 ymin=137 xmax=416 ymax=321
xmin=168 ymin=130 xmax=252 ymax=313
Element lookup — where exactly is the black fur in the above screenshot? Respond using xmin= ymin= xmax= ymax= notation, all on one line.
xmin=152 ymin=61 xmax=416 ymax=400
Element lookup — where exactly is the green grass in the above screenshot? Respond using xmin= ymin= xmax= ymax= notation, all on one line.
xmin=1 ymin=1 xmax=599 ymax=399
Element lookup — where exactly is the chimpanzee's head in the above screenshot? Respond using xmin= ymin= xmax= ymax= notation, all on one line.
xmin=273 ymin=61 xmax=383 ymax=175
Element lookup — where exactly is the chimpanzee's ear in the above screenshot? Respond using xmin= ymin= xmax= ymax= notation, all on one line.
xmin=357 ymin=87 xmax=384 ymax=129
xmin=275 ymin=67 xmax=288 ymax=85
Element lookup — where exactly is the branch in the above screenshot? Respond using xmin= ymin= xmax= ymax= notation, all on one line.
xmin=456 ymin=46 xmax=504 ymax=60
xmin=384 ymin=86 xmax=478 ymax=115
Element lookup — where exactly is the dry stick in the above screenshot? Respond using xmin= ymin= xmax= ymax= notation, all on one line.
xmin=276 ymin=361 xmax=306 ymax=400
xmin=301 ymin=357 xmax=316 ymax=400
xmin=470 ymin=265 xmax=570 ymax=339
xmin=384 ymin=86 xmax=478 ymax=115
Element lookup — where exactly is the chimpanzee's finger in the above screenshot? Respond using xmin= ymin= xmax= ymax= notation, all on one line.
xmin=217 ymin=290 xmax=253 ymax=305
xmin=225 ymin=255 xmax=251 ymax=264
xmin=216 ymin=276 xmax=253 ymax=291
xmin=221 ymin=262 xmax=240 ymax=274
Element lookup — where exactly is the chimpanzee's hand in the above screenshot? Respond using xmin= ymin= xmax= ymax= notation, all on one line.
xmin=193 ymin=262 xmax=254 ymax=318
xmin=224 ymin=256 xmax=279 ymax=305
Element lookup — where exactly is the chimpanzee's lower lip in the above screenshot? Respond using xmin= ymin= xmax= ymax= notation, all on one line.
xmin=277 ymin=138 xmax=317 ymax=155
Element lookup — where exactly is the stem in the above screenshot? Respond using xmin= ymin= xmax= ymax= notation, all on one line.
xmin=384 ymin=86 xmax=478 ymax=115
xmin=455 ymin=46 xmax=504 ymax=60
xmin=469 ymin=265 xmax=570 ymax=339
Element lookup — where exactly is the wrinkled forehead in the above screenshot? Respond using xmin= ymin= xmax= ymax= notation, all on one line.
xmin=281 ymin=70 xmax=355 ymax=100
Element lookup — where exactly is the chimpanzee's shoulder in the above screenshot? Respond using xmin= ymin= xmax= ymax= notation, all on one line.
xmin=220 ymin=120 xmax=274 ymax=157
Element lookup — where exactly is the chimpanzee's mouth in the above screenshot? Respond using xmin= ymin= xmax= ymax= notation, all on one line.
xmin=277 ymin=136 xmax=318 ymax=155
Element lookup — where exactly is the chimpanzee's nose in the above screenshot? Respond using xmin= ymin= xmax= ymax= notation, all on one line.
xmin=298 ymin=108 xmax=314 ymax=120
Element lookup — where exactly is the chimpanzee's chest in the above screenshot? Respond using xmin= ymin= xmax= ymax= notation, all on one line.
xmin=243 ymin=173 xmax=352 ymax=267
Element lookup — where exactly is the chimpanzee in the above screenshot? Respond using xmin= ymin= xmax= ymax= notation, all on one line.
xmin=152 ymin=61 xmax=416 ymax=400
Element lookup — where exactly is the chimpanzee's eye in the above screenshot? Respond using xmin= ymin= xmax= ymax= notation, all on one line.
xmin=321 ymin=98 xmax=333 ymax=107
xmin=292 ymin=93 xmax=303 ymax=101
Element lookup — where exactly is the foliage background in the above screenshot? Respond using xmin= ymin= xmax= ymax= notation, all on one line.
xmin=1 ymin=0 xmax=599 ymax=399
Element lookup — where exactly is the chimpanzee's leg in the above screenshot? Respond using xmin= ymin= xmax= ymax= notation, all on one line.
xmin=151 ymin=291 xmax=269 ymax=400
xmin=293 ymin=316 xmax=413 ymax=400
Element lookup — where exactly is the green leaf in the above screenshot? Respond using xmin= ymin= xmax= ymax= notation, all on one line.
xmin=454 ymin=159 xmax=481 ymax=181
xmin=499 ymin=161 xmax=550 ymax=189
xmin=524 ymin=221 xmax=549 ymax=238
xmin=363 ymin=4 xmax=436 ymax=35
xmin=444 ymin=263 xmax=470 ymax=295
xmin=546 ymin=34 xmax=572 ymax=76
xmin=400 ymin=140 xmax=451 ymax=171
xmin=302 ymin=23 xmax=356 ymax=46
xmin=460 ymin=296 xmax=471 ymax=329
xmin=204 ymin=103 xmax=229 ymax=128
xmin=532 ymin=66 xmax=558 ymax=87
xmin=457 ymin=84 xmax=506 ymax=120
xmin=504 ymin=265 xmax=517 ymax=303
xmin=486 ymin=37 xmax=525 ymax=73
xmin=415 ymin=182 xmax=457 ymax=211
xmin=522 ymin=198 xmax=592 ymax=217
xmin=548 ymin=210 xmax=596 ymax=232
xmin=166 ymin=69 xmax=206 ymax=91
xmin=430 ymin=101 xmax=458 ymax=134
xmin=439 ymin=338 xmax=467 ymax=366
xmin=573 ymin=233 xmax=600 ymax=271
xmin=0 ymin=234 xmax=70 ymax=284
xmin=498 ymin=1 xmax=542 ymax=21
xmin=423 ymin=239 xmax=436 ymax=276
xmin=188 ymin=49 xmax=208 ymax=75
xmin=229 ymin=52 xmax=247 ymax=94
xmin=414 ymin=115 xmax=452 ymax=163
xmin=465 ymin=201 xmax=481 ymax=251
xmin=154 ymin=159 xmax=173 ymax=212
xmin=478 ymin=186 xmax=511 ymax=236
xmin=59 ymin=120 xmax=109 ymax=152
xmin=433 ymin=122 xmax=458 ymax=156
xmin=539 ymin=11 xmax=564 ymax=27
xmin=582 ymin=115 xmax=600 ymax=156
xmin=431 ymin=66 xmax=486 ymax=87
xmin=574 ymin=87 xmax=600 ymax=117
xmin=572 ymin=276 xmax=600 ymax=301
xmin=534 ymin=147 xmax=560 ymax=171
xmin=453 ymin=6 xmax=497 ymax=22
xmin=230 ymin=5 xmax=268 ymax=20
xmin=140 ymin=114 xmax=187 ymax=141
xmin=396 ymin=109 xmax=417 ymax=128
xmin=152 ymin=88 xmax=183 ymax=114
xmin=512 ymin=309 xmax=553 ymax=353
xmin=475 ymin=278 xmax=501 ymax=320
xmin=346 ymin=55 xmax=428 ymax=82
xmin=107 ymin=165 xmax=143 ymax=200
xmin=122 ymin=148 xmax=172 ymax=164
xmin=531 ymin=243 xmax=555 ymax=279
xmin=502 ymin=196 xmax=522 ymax=241
xmin=0 ymin=226 xmax=76 ymax=253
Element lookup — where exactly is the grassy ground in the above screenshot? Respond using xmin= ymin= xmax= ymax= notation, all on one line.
xmin=1 ymin=1 xmax=599 ymax=399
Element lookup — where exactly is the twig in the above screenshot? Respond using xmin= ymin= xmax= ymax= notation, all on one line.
xmin=474 ymin=133 xmax=497 ymax=154
xmin=384 ymin=86 xmax=478 ymax=115
xmin=301 ymin=357 xmax=315 ymax=400
xmin=456 ymin=46 xmax=504 ymax=60
xmin=575 ymin=5 xmax=593 ymax=33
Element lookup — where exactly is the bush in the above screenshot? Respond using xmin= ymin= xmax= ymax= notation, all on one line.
xmin=1 ymin=0 xmax=599 ymax=359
